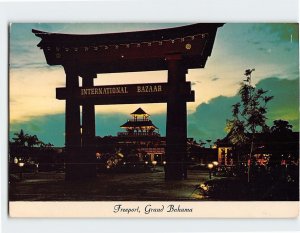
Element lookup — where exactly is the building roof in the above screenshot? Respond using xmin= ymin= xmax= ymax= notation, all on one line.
xmin=120 ymin=120 xmax=158 ymax=129
xmin=131 ymin=108 xmax=149 ymax=116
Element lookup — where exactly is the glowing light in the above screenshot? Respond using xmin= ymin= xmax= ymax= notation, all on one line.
xmin=117 ymin=153 xmax=124 ymax=158
xmin=207 ymin=163 xmax=213 ymax=169
xmin=152 ymin=161 xmax=157 ymax=166
xmin=212 ymin=161 xmax=218 ymax=166
xmin=200 ymin=183 xmax=208 ymax=191
xmin=185 ymin=43 xmax=192 ymax=50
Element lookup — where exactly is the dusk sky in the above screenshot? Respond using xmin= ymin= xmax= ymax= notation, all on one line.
xmin=9 ymin=23 xmax=299 ymax=146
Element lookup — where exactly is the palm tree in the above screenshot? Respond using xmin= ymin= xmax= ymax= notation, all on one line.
xmin=12 ymin=129 xmax=28 ymax=146
xmin=26 ymin=135 xmax=40 ymax=147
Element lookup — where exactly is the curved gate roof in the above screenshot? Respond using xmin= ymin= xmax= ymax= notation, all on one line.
xmin=33 ymin=23 xmax=224 ymax=74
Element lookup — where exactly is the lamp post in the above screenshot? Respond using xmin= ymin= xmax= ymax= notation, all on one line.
xmin=212 ymin=161 xmax=218 ymax=176
xmin=13 ymin=157 xmax=19 ymax=177
xmin=35 ymin=163 xmax=39 ymax=173
xmin=18 ymin=162 xmax=25 ymax=180
xmin=151 ymin=160 xmax=157 ymax=171
xmin=208 ymin=163 xmax=213 ymax=179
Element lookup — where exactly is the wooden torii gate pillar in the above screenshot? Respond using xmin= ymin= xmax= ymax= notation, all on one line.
xmin=165 ymin=54 xmax=188 ymax=179
xmin=64 ymin=66 xmax=97 ymax=180
xmin=33 ymin=23 xmax=223 ymax=181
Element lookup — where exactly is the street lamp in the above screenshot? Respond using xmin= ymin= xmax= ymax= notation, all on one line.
xmin=207 ymin=163 xmax=213 ymax=179
xmin=212 ymin=161 xmax=218 ymax=176
xmin=35 ymin=163 xmax=39 ymax=173
xmin=18 ymin=162 xmax=25 ymax=180
xmin=212 ymin=161 xmax=218 ymax=166
xmin=152 ymin=161 xmax=157 ymax=166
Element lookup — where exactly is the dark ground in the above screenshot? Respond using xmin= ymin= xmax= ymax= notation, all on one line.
xmin=9 ymin=166 xmax=298 ymax=201
xmin=9 ymin=167 xmax=212 ymax=201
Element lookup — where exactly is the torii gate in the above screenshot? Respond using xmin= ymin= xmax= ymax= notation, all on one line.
xmin=33 ymin=23 xmax=223 ymax=180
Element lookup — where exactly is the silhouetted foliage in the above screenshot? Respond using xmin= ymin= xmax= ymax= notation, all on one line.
xmin=10 ymin=129 xmax=56 ymax=165
xmin=226 ymin=69 xmax=273 ymax=182
xmin=271 ymin=119 xmax=293 ymax=134
xmin=11 ymin=129 xmax=50 ymax=148
xmin=12 ymin=129 xmax=28 ymax=146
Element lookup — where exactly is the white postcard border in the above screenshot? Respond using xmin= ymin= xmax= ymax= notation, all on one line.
xmin=1 ymin=0 xmax=299 ymax=233
xmin=9 ymin=201 xmax=299 ymax=218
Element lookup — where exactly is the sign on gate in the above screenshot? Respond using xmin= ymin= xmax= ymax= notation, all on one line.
xmin=56 ymin=82 xmax=194 ymax=104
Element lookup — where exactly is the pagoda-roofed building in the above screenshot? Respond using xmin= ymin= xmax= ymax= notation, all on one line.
xmin=117 ymin=107 xmax=165 ymax=162
xmin=119 ymin=107 xmax=160 ymax=137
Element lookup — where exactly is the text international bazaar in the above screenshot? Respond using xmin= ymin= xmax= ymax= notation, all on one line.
xmin=80 ymin=84 xmax=163 ymax=96
xmin=137 ymin=85 xmax=162 ymax=93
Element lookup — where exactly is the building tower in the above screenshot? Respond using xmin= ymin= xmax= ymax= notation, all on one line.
xmin=118 ymin=108 xmax=164 ymax=162
xmin=119 ymin=108 xmax=160 ymax=137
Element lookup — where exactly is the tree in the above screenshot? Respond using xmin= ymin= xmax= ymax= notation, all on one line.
xmin=226 ymin=69 xmax=273 ymax=182
xmin=26 ymin=135 xmax=41 ymax=147
xmin=12 ymin=129 xmax=28 ymax=146
xmin=43 ymin=143 xmax=54 ymax=148
xmin=12 ymin=130 xmax=42 ymax=147
xmin=206 ymin=139 xmax=212 ymax=148
xmin=268 ymin=119 xmax=297 ymax=166
xmin=271 ymin=119 xmax=293 ymax=134
xmin=198 ymin=140 xmax=206 ymax=147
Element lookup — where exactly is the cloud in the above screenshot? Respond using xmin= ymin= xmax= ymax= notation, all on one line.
xmin=187 ymin=77 xmax=299 ymax=142
xmin=259 ymin=77 xmax=299 ymax=125
xmin=188 ymin=95 xmax=239 ymax=142
xmin=258 ymin=47 xmax=272 ymax=54
xmin=9 ymin=68 xmax=66 ymax=123
xmin=211 ymin=76 xmax=220 ymax=81
xmin=247 ymin=40 xmax=261 ymax=45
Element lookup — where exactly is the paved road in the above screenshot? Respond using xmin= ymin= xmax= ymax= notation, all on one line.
xmin=9 ymin=168 xmax=211 ymax=201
